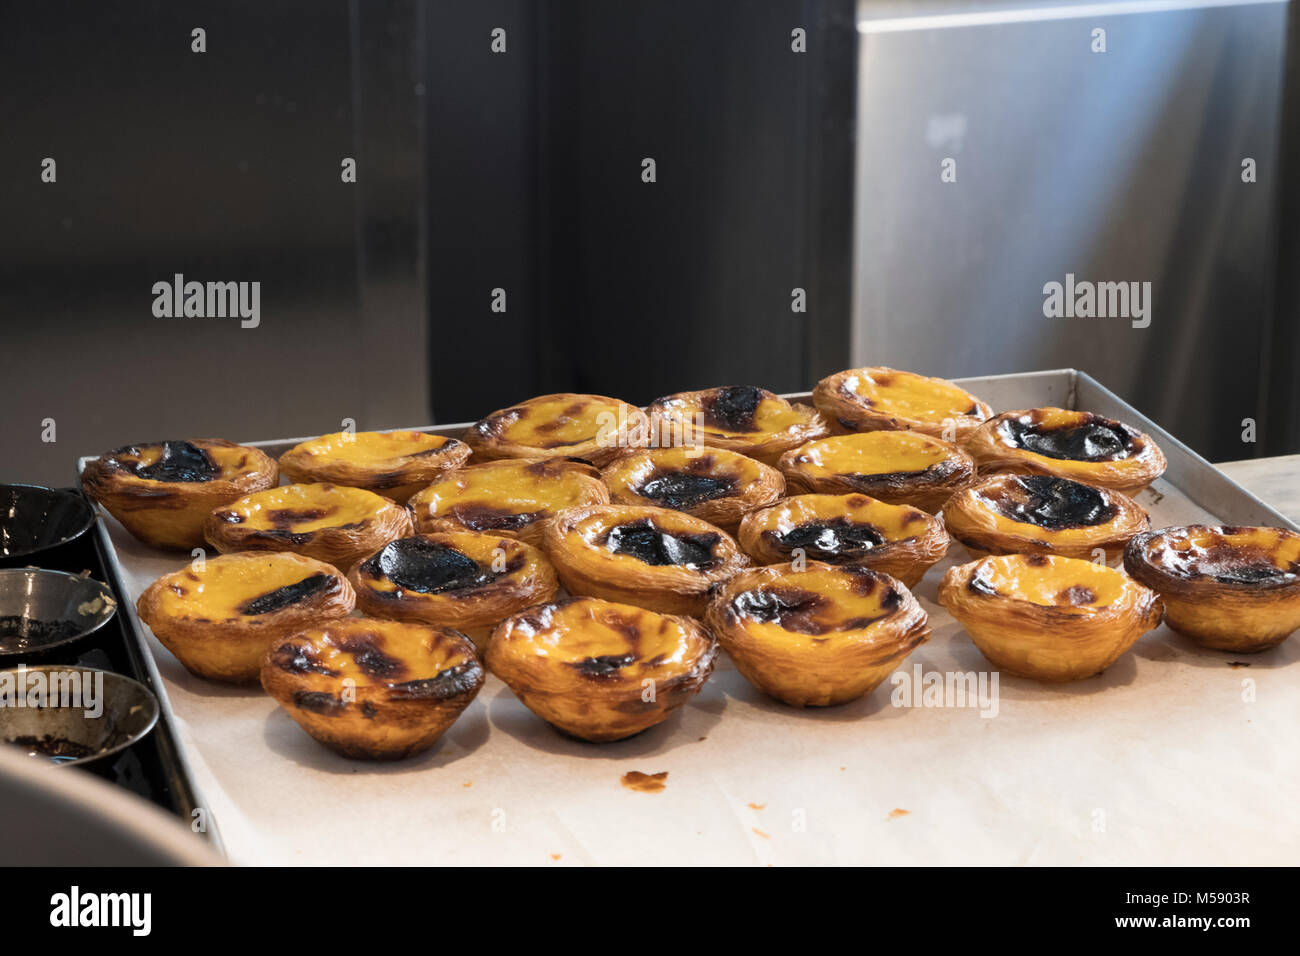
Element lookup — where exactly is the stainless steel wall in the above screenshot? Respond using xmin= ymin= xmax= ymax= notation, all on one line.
xmin=852 ymin=0 xmax=1288 ymax=461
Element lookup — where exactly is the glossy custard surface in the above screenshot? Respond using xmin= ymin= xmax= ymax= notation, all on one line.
xmin=840 ymin=368 xmax=983 ymax=424
xmin=488 ymin=395 xmax=627 ymax=448
xmin=219 ymin=483 xmax=389 ymax=533
xmin=604 ymin=447 xmax=765 ymax=507
xmin=269 ymin=618 xmax=477 ymax=692
xmin=726 ymin=565 xmax=905 ymax=648
xmin=966 ymin=553 xmax=1131 ymax=608
xmin=655 ymin=386 xmax=812 ymax=438
xmin=153 ymin=553 xmax=342 ymax=620
xmin=286 ymin=430 xmax=459 ymax=466
xmin=787 ymin=431 xmax=953 ymax=479
xmin=1139 ymin=526 xmax=1300 ymax=586
xmin=752 ymin=494 xmax=930 ymax=559
xmin=495 ymin=598 xmax=698 ymax=679
xmin=410 ymin=459 xmax=603 ymax=531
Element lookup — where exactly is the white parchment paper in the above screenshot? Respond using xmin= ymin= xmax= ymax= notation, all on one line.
xmin=94 ymin=473 xmax=1300 ymax=866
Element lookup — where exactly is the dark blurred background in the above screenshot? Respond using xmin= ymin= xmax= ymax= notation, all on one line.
xmin=2 ymin=0 xmax=1297 ymax=487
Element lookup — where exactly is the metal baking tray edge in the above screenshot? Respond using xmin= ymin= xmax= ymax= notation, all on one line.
xmin=76 ymin=366 xmax=1297 ymax=861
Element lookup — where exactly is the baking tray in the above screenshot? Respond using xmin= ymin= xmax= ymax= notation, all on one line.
xmin=80 ymin=369 xmax=1300 ymax=865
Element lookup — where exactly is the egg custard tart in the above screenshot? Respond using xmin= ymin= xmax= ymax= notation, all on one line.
xmin=1123 ymin=525 xmax=1300 ymax=652
xmin=543 ymin=504 xmax=749 ymax=616
xmin=82 ymin=439 xmax=278 ymax=550
xmin=204 ymin=482 xmax=411 ymax=569
xmin=779 ymin=430 xmax=976 ymax=513
xmin=814 ymin=366 xmax=992 ymax=440
xmin=600 ymin=446 xmax=784 ymax=533
xmin=463 ymin=392 xmax=648 ymax=468
xmin=644 ymin=385 xmax=830 ymax=466
xmin=965 ymin=408 xmax=1166 ymax=495
xmin=486 ymin=596 xmax=717 ymax=742
xmin=136 ymin=552 xmax=355 ymax=682
xmin=939 ymin=553 xmax=1163 ymax=682
xmin=278 ymin=430 xmax=470 ymax=502
xmin=943 ymin=473 xmax=1149 ymax=562
xmin=262 ymin=618 xmax=483 ymax=760
xmin=737 ymin=494 xmax=947 ymax=588
xmin=407 ymin=457 xmax=609 ymax=546
xmin=705 ymin=562 xmax=929 ymax=707
xmin=348 ymin=532 xmax=558 ymax=650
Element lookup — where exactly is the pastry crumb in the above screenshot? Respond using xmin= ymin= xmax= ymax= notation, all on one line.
xmin=621 ymin=770 xmax=668 ymax=793
xmin=1228 ymin=661 xmax=1251 ymax=669
xmin=550 ymin=853 xmax=561 ymax=860
xmin=889 ymin=808 xmax=910 ymax=818
xmin=747 ymin=802 xmax=766 ymax=810
xmin=752 ymin=828 xmax=770 ymax=839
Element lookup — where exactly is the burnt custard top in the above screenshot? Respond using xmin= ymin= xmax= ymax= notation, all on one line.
xmin=742 ymin=493 xmax=934 ymax=563
xmin=487 ymin=596 xmax=713 ymax=685
xmin=463 ymin=393 xmax=646 ymax=464
xmin=407 ymin=458 xmax=608 ymax=536
xmin=996 ymin=409 xmax=1138 ymax=462
xmin=944 ymin=473 xmax=1148 ymax=551
xmin=645 ymin=386 xmax=829 ymax=458
xmin=601 ymin=446 xmax=781 ymax=511
xmin=1125 ymin=525 xmax=1300 ymax=589
xmin=89 ymin=439 xmax=271 ymax=486
xmin=815 ymin=367 xmax=991 ymax=433
xmin=278 ymin=430 xmax=469 ymax=495
xmin=781 ymin=431 xmax=971 ymax=487
xmin=716 ymin=563 xmax=922 ymax=650
xmin=144 ymin=552 xmax=351 ymax=623
xmin=354 ymin=532 xmax=550 ymax=600
xmin=549 ymin=504 xmax=748 ymax=577
xmin=267 ymin=617 xmax=482 ymax=701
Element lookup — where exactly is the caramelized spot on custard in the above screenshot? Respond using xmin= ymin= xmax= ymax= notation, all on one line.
xmin=292 ymin=691 xmax=344 ymax=715
xmin=272 ymin=642 xmax=338 ymax=676
xmin=363 ymin=538 xmax=492 ymax=594
xmin=1004 ymin=414 xmax=1134 ymax=462
xmin=266 ymin=507 xmax=332 ymax=528
xmin=448 ymin=504 xmax=543 ymax=532
xmin=118 ymin=440 xmax=219 ymax=483
xmin=601 ymin=519 xmax=719 ymax=569
xmin=636 ymin=471 xmax=737 ymax=508
xmin=388 ymin=660 xmax=483 ymax=699
xmin=772 ymin=518 xmax=886 ymax=559
xmin=337 ymin=636 xmax=408 ymax=680
xmin=572 ymin=653 xmax=639 ymax=678
xmin=702 ymin=386 xmax=764 ymax=432
xmin=731 ymin=586 xmax=833 ymax=635
xmin=1061 ymin=585 xmax=1097 ymax=605
xmin=990 ymin=475 xmax=1118 ymax=530
xmin=237 ymin=573 xmax=336 ymax=615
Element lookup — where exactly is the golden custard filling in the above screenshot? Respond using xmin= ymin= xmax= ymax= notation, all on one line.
xmin=153 ymin=554 xmax=341 ymax=620
xmin=750 ymin=494 xmax=931 ymax=559
xmin=286 ymin=430 xmax=459 ymax=467
xmin=501 ymin=599 xmax=697 ymax=679
xmin=104 ymin=440 xmax=258 ymax=484
xmin=726 ymin=566 xmax=907 ymax=650
xmin=654 ymin=386 xmax=813 ymax=439
xmin=218 ymin=483 xmax=389 ymax=533
xmin=270 ymin=619 xmax=476 ymax=692
xmin=494 ymin=395 xmax=627 ymax=448
xmin=790 ymin=431 xmax=953 ymax=478
xmin=841 ymin=368 xmax=983 ymax=424
xmin=410 ymin=459 xmax=602 ymax=531
xmin=1140 ymin=526 xmax=1300 ymax=586
xmin=967 ymin=554 xmax=1131 ymax=608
